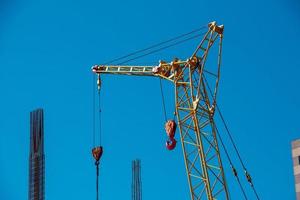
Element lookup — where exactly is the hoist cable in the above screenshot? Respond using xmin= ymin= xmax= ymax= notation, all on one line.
xmin=93 ymin=74 xmax=96 ymax=147
xmin=96 ymin=162 xmax=99 ymax=200
xmin=203 ymin=74 xmax=261 ymax=200
xmin=103 ymin=26 xmax=207 ymax=65
xmin=117 ymin=32 xmax=206 ymax=65
xmin=215 ymin=125 xmax=248 ymax=200
xmin=159 ymin=78 xmax=167 ymax=122
xmin=98 ymin=90 xmax=102 ymax=146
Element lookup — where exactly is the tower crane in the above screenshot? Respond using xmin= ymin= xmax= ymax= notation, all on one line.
xmin=92 ymin=21 xmax=229 ymax=200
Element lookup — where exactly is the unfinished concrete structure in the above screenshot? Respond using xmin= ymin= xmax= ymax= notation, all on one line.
xmin=132 ymin=159 xmax=142 ymax=200
xmin=28 ymin=109 xmax=45 ymax=200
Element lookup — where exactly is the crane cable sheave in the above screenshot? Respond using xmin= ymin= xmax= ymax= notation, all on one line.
xmin=208 ymin=21 xmax=223 ymax=36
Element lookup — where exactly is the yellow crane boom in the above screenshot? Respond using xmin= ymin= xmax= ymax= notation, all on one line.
xmin=92 ymin=21 xmax=228 ymax=200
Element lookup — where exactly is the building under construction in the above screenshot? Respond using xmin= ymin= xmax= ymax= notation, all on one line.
xmin=28 ymin=109 xmax=45 ymax=200
xmin=132 ymin=159 xmax=142 ymax=200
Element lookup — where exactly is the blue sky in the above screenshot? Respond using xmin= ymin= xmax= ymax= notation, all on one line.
xmin=0 ymin=0 xmax=300 ymax=199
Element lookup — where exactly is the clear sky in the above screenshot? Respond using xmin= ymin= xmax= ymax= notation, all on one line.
xmin=0 ymin=0 xmax=300 ymax=199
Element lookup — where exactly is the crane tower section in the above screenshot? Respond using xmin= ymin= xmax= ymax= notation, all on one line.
xmin=92 ymin=21 xmax=228 ymax=200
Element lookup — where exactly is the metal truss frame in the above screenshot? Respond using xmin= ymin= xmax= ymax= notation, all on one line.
xmin=92 ymin=21 xmax=229 ymax=200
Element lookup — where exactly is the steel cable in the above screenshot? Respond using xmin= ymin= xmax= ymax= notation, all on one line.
xmin=203 ymin=74 xmax=261 ymax=200
xmin=159 ymin=78 xmax=167 ymax=122
xmin=98 ymin=91 xmax=102 ymax=146
xmin=93 ymin=74 xmax=96 ymax=147
xmin=215 ymin=125 xmax=248 ymax=200
xmin=215 ymin=103 xmax=260 ymax=200
xmin=103 ymin=26 xmax=207 ymax=65
xmin=117 ymin=32 xmax=206 ymax=65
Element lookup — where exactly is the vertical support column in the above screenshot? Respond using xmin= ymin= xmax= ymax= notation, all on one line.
xmin=292 ymin=139 xmax=300 ymax=200
xmin=28 ymin=108 xmax=45 ymax=200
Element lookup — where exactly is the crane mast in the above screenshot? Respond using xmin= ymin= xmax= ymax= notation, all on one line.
xmin=92 ymin=21 xmax=229 ymax=200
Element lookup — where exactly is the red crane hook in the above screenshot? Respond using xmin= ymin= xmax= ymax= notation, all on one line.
xmin=92 ymin=146 xmax=103 ymax=164
xmin=92 ymin=146 xmax=103 ymax=200
xmin=166 ymin=137 xmax=177 ymax=150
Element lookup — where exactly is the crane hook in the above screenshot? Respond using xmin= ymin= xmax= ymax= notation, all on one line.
xmin=92 ymin=146 xmax=103 ymax=200
xmin=92 ymin=146 xmax=103 ymax=165
xmin=166 ymin=137 xmax=177 ymax=150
